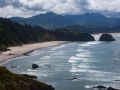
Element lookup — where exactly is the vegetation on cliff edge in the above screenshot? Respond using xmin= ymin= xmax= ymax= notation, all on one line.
xmin=0 ymin=17 xmax=95 ymax=51
xmin=0 ymin=66 xmax=54 ymax=90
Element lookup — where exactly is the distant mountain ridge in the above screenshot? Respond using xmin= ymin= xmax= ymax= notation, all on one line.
xmin=65 ymin=13 xmax=120 ymax=27
xmin=65 ymin=13 xmax=107 ymax=23
xmin=11 ymin=12 xmax=75 ymax=29
xmin=10 ymin=12 xmax=120 ymax=29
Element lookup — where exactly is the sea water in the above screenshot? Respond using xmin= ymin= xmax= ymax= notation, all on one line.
xmin=1 ymin=34 xmax=120 ymax=90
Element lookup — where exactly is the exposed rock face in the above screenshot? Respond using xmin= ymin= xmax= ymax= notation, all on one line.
xmin=21 ymin=74 xmax=38 ymax=79
xmin=65 ymin=77 xmax=82 ymax=81
xmin=32 ymin=64 xmax=39 ymax=69
xmin=79 ymin=33 xmax=95 ymax=41
xmin=99 ymin=33 xmax=116 ymax=41
xmin=0 ymin=66 xmax=54 ymax=90
xmin=107 ymin=87 xmax=118 ymax=90
xmin=93 ymin=85 xmax=107 ymax=89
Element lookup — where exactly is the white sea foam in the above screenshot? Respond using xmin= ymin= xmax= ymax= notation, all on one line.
xmin=69 ymin=56 xmax=83 ymax=60
xmin=21 ymin=72 xmax=37 ymax=76
xmin=76 ymin=48 xmax=92 ymax=54
xmin=51 ymin=51 xmax=65 ymax=56
xmin=69 ymin=65 xmax=115 ymax=82
xmin=27 ymin=69 xmax=37 ymax=72
xmin=85 ymin=85 xmax=93 ymax=89
xmin=70 ymin=67 xmax=110 ymax=73
xmin=40 ymin=56 xmax=52 ymax=59
xmin=86 ymin=77 xmax=113 ymax=82
xmin=77 ymin=64 xmax=95 ymax=68
xmin=29 ymin=50 xmax=45 ymax=56
xmin=86 ymin=41 xmax=101 ymax=45
xmin=80 ymin=44 xmax=91 ymax=46
xmin=0 ymin=56 xmax=25 ymax=65
xmin=69 ymin=56 xmax=90 ymax=63
xmin=38 ymin=73 xmax=49 ymax=77
xmin=76 ymin=53 xmax=91 ymax=58
xmin=51 ymin=45 xmax=66 ymax=50
xmin=77 ymin=41 xmax=101 ymax=47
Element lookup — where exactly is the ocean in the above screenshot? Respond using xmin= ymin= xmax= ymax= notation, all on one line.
xmin=1 ymin=34 xmax=120 ymax=90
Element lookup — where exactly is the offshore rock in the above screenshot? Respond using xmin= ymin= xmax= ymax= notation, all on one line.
xmin=107 ymin=87 xmax=119 ymax=90
xmin=93 ymin=85 xmax=107 ymax=89
xmin=21 ymin=74 xmax=38 ymax=79
xmin=99 ymin=33 xmax=116 ymax=41
xmin=32 ymin=64 xmax=39 ymax=69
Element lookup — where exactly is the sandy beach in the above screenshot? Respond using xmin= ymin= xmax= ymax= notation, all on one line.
xmin=0 ymin=41 xmax=66 ymax=63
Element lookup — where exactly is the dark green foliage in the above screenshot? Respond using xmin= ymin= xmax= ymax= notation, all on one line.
xmin=0 ymin=17 xmax=56 ymax=49
xmin=0 ymin=45 xmax=7 ymax=51
xmin=62 ymin=24 xmax=120 ymax=33
xmin=0 ymin=66 xmax=54 ymax=90
xmin=0 ymin=17 xmax=96 ymax=50
xmin=52 ymin=30 xmax=95 ymax=41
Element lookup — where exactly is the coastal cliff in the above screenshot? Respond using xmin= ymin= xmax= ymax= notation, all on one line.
xmin=0 ymin=66 xmax=54 ymax=90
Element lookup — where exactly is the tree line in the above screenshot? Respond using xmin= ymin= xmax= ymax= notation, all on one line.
xmin=0 ymin=18 xmax=85 ymax=51
xmin=0 ymin=17 xmax=120 ymax=51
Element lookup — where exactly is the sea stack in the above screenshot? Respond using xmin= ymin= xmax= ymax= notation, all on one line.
xmin=32 ymin=64 xmax=39 ymax=69
xmin=79 ymin=33 xmax=95 ymax=41
xmin=99 ymin=33 xmax=116 ymax=41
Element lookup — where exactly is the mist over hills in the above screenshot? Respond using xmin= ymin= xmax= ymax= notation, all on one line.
xmin=11 ymin=12 xmax=75 ymax=29
xmin=10 ymin=12 xmax=120 ymax=29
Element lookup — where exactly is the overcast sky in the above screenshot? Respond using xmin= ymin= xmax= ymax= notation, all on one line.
xmin=0 ymin=0 xmax=120 ymax=18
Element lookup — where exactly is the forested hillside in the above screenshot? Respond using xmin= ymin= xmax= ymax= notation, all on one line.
xmin=0 ymin=18 xmax=56 ymax=50
xmin=0 ymin=18 xmax=95 ymax=51
xmin=62 ymin=24 xmax=120 ymax=33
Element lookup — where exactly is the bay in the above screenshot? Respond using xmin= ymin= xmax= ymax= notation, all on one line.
xmin=2 ymin=34 xmax=120 ymax=90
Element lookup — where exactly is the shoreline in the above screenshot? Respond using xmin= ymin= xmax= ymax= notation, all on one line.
xmin=0 ymin=41 xmax=67 ymax=64
xmin=0 ymin=32 xmax=119 ymax=64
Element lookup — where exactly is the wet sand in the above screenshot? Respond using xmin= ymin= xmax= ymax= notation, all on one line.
xmin=0 ymin=41 xmax=67 ymax=63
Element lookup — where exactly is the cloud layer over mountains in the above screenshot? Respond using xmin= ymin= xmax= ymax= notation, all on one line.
xmin=0 ymin=0 xmax=120 ymax=18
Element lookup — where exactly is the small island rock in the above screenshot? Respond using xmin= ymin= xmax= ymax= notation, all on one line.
xmin=32 ymin=64 xmax=39 ymax=69
xmin=93 ymin=85 xmax=107 ymax=89
xmin=107 ymin=87 xmax=118 ymax=90
xmin=99 ymin=33 xmax=116 ymax=41
xmin=21 ymin=74 xmax=38 ymax=79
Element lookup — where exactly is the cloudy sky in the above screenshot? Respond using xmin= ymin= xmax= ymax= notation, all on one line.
xmin=0 ymin=0 xmax=120 ymax=18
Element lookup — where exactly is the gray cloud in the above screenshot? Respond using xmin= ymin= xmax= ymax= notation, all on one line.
xmin=0 ymin=0 xmax=120 ymax=18
xmin=0 ymin=0 xmax=10 ymax=7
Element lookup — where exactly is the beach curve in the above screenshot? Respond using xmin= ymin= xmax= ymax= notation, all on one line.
xmin=0 ymin=41 xmax=67 ymax=64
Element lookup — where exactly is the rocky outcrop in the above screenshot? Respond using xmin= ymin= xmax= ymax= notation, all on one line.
xmin=92 ymin=85 xmax=119 ymax=90
xmin=0 ymin=66 xmax=54 ymax=90
xmin=65 ymin=77 xmax=82 ymax=81
xmin=32 ymin=64 xmax=39 ymax=69
xmin=107 ymin=87 xmax=119 ymax=90
xmin=11 ymin=66 xmax=17 ymax=68
xmin=99 ymin=33 xmax=116 ymax=41
xmin=79 ymin=33 xmax=95 ymax=41
xmin=21 ymin=74 xmax=38 ymax=79
xmin=93 ymin=85 xmax=107 ymax=89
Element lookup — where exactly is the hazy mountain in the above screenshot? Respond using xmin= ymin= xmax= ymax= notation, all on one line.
xmin=65 ymin=13 xmax=107 ymax=23
xmin=11 ymin=12 xmax=75 ymax=29
xmin=65 ymin=13 xmax=120 ymax=27
xmin=10 ymin=12 xmax=120 ymax=29
xmin=114 ymin=20 xmax=120 ymax=26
